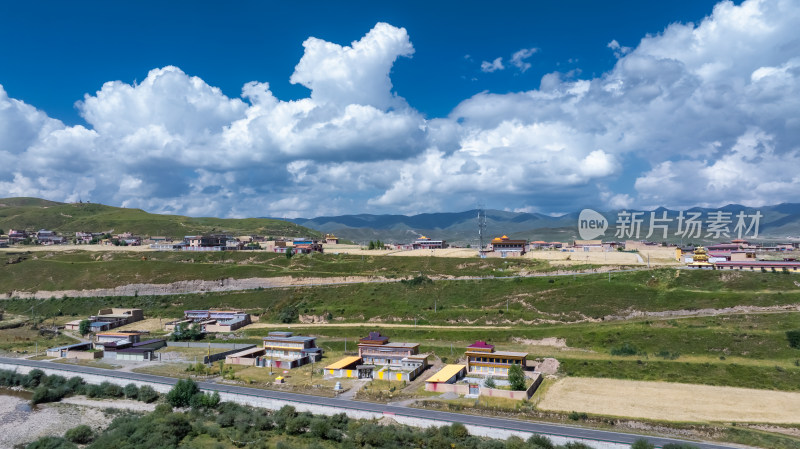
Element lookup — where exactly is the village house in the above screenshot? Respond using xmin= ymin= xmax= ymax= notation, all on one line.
xmin=464 ymin=340 xmax=527 ymax=376
xmin=64 ymin=308 xmax=144 ymax=332
xmin=325 ymin=331 xmax=428 ymax=381
xmin=36 ymin=229 xmax=65 ymax=245
xmin=164 ymin=309 xmax=252 ymax=332
xmin=8 ymin=229 xmax=29 ymax=243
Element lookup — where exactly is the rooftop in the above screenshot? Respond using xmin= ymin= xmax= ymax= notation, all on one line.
xmin=426 ymin=364 xmax=466 ymax=383
xmin=325 ymin=356 xmax=362 ymax=370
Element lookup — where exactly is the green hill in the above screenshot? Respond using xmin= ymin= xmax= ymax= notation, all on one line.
xmin=0 ymin=197 xmax=320 ymax=239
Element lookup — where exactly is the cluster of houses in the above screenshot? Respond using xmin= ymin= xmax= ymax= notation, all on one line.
xmin=50 ymin=308 xmax=167 ymax=362
xmin=321 ymin=333 xmax=541 ymax=399
xmin=0 ymin=229 xmax=146 ymax=247
xmin=165 ymin=309 xmax=252 ymax=333
xmin=64 ymin=308 xmax=144 ymax=333
xmin=678 ymin=240 xmax=800 ymax=272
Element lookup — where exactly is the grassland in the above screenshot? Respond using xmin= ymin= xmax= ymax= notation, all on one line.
xmin=0 ymin=249 xmax=555 ymax=293
xmin=0 ymin=197 xmax=317 ymax=239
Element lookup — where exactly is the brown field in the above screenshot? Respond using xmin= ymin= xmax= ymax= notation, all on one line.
xmin=113 ymin=318 xmax=170 ymax=333
xmin=537 ymin=377 xmax=800 ymax=424
xmin=524 ymin=251 xmax=645 ymax=265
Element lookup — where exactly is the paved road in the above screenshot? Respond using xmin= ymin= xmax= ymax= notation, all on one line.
xmin=0 ymin=357 xmax=744 ymax=449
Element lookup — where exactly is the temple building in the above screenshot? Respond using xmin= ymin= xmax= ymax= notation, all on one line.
xmin=488 ymin=235 xmax=527 ymax=256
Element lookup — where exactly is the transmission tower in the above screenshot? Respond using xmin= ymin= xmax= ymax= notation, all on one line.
xmin=477 ymin=206 xmax=487 ymax=252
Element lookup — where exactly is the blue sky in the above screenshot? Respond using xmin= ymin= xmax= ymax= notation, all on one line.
xmin=2 ymin=0 xmax=798 ymax=218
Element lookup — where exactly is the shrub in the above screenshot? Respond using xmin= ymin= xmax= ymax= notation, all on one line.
xmin=527 ymin=434 xmax=554 ymax=449
xmin=483 ymin=377 xmax=496 ymax=388
xmin=137 ymin=385 xmax=159 ymax=403
xmin=568 ymin=411 xmax=588 ymax=421
xmin=787 ymin=330 xmax=800 ymax=348
xmin=166 ymin=378 xmax=199 ymax=408
xmin=123 ymin=383 xmax=139 ymax=400
xmin=631 ymin=439 xmax=655 ymax=449
xmin=610 ymin=343 xmax=639 ymax=356
xmin=24 ymin=436 xmax=77 ymax=449
xmin=64 ymin=425 xmax=93 ymax=444
xmin=100 ymin=381 xmax=123 ymax=398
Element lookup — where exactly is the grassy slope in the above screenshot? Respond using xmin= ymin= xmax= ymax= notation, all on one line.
xmin=0 ymin=251 xmax=552 ymax=292
xmin=0 ymin=197 xmax=318 ymax=238
xmin=3 ymin=265 xmax=800 ymax=391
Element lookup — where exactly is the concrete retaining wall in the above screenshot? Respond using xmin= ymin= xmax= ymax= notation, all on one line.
xmin=204 ymin=345 xmax=257 ymax=364
xmin=165 ymin=342 xmax=254 ymax=350
xmin=0 ymin=362 xmax=626 ymax=449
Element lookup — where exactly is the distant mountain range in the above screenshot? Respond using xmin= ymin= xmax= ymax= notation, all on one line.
xmin=0 ymin=197 xmax=319 ymax=239
xmin=283 ymin=204 xmax=800 ymax=245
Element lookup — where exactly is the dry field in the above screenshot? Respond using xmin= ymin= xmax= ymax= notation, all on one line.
xmin=537 ymin=377 xmax=800 ymax=424
xmin=524 ymin=251 xmax=644 ymax=265
xmin=323 ymin=245 xmax=479 ymax=258
xmin=113 ymin=318 xmax=170 ymax=333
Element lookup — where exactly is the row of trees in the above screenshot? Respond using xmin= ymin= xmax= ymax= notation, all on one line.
xmin=367 ymin=240 xmax=386 ymax=250
xmin=0 ymin=368 xmax=159 ymax=405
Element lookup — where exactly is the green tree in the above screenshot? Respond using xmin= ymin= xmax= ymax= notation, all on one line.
xmin=166 ymin=378 xmax=199 ymax=407
xmin=285 ymin=248 xmax=294 ymax=259
xmin=368 ymin=241 xmax=375 ymax=250
xmin=483 ymin=377 xmax=496 ymax=388
xmin=64 ymin=425 xmax=93 ymax=444
xmin=78 ymin=319 xmax=91 ymax=336
xmin=508 ymin=364 xmax=526 ymax=391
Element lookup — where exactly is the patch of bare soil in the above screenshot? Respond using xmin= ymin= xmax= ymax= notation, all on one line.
xmin=604 ymin=303 xmax=800 ymax=321
xmin=746 ymin=424 xmax=800 ymax=438
xmin=512 ymin=337 xmax=568 ymax=349
xmin=533 ymin=357 xmax=560 ymax=374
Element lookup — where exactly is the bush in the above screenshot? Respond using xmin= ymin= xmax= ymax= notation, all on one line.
xmin=189 ymin=391 xmax=220 ymax=409
xmin=527 ymin=434 xmax=554 ymax=449
xmin=631 ymin=439 xmax=655 ymax=449
xmin=137 ymin=385 xmax=159 ymax=403
xmin=123 ymin=383 xmax=139 ymax=400
xmin=64 ymin=425 xmax=93 ymax=444
xmin=278 ymin=307 xmax=298 ymax=324
xmin=484 ymin=377 xmax=496 ymax=388
xmin=662 ymin=444 xmax=700 ymax=449
xmin=787 ymin=330 xmax=800 ymax=348
xmin=166 ymin=378 xmax=199 ymax=407
xmin=24 ymin=436 xmax=77 ymax=449
xmin=100 ymin=381 xmax=123 ymax=398
xmin=568 ymin=411 xmax=588 ymax=421
xmin=610 ymin=343 xmax=639 ymax=356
